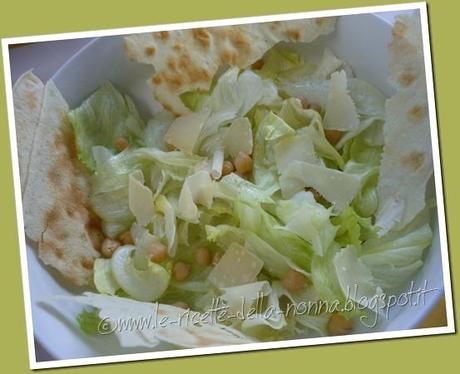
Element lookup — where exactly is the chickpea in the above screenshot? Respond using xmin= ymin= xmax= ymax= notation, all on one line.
xmin=150 ymin=242 xmax=168 ymax=263
xmin=88 ymin=229 xmax=105 ymax=251
xmin=114 ymin=137 xmax=129 ymax=152
xmin=195 ymin=247 xmax=212 ymax=266
xmin=173 ymin=301 xmax=189 ymax=309
xmin=251 ymin=59 xmax=264 ymax=70
xmin=327 ymin=314 xmax=353 ymax=335
xmin=301 ymin=98 xmax=310 ymax=109
xmin=233 ymin=151 xmax=253 ymax=174
xmin=100 ymin=238 xmax=120 ymax=258
xmin=282 ymin=268 xmax=307 ymax=293
xmin=324 ymin=129 xmax=343 ymax=145
xmin=309 ymin=103 xmax=322 ymax=113
xmin=166 ymin=143 xmax=177 ymax=152
xmin=222 ymin=160 xmax=235 ymax=177
xmin=118 ymin=231 xmax=134 ymax=245
xmin=172 ymin=261 xmax=191 ymax=281
xmin=212 ymin=252 xmax=222 ymax=266
xmin=301 ymin=98 xmax=322 ymax=113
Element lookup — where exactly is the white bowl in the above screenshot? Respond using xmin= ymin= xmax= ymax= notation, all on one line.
xmin=28 ymin=12 xmax=444 ymax=361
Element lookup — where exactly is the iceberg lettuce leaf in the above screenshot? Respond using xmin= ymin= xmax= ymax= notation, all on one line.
xmin=68 ymin=82 xmax=145 ymax=171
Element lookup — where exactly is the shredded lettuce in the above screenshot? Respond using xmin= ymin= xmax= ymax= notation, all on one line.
xmin=77 ymin=309 xmax=102 ymax=336
xmin=68 ymin=82 xmax=145 ymax=171
xmin=215 ymin=173 xmax=276 ymax=204
xmin=333 ymin=245 xmax=386 ymax=313
xmin=276 ymin=191 xmax=337 ymax=257
xmin=90 ymin=149 xmax=149 ymax=238
xmin=93 ymin=259 xmax=119 ymax=295
xmin=331 ymin=206 xmax=375 ymax=250
xmin=180 ymin=89 xmax=209 ymax=112
xmin=144 ymin=111 xmax=174 ymax=150
xmin=360 ymin=223 xmax=432 ymax=289
xmin=155 ymin=195 xmax=178 ymax=256
xmin=252 ymin=110 xmax=294 ymax=190
xmin=258 ymin=44 xmax=306 ymax=81
xmin=60 ymin=42 xmax=435 ymax=345
xmin=343 ymin=123 xmax=383 ymax=217
xmin=196 ymin=67 xmax=280 ymax=152
xmin=111 ymin=245 xmax=170 ymax=301
xmin=279 ymin=161 xmax=361 ymax=210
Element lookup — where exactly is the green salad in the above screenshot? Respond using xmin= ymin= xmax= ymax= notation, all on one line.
xmin=66 ymin=42 xmax=433 ymax=344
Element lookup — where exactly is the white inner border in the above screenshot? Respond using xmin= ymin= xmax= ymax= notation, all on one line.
xmin=1 ymin=1 xmax=455 ymax=370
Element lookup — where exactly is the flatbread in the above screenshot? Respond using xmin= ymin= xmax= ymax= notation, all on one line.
xmin=376 ymin=12 xmax=432 ymax=234
xmin=22 ymin=81 xmax=101 ymax=286
xmin=388 ymin=13 xmax=425 ymax=89
xmin=13 ymin=71 xmax=44 ymax=193
xmin=124 ymin=17 xmax=336 ymax=115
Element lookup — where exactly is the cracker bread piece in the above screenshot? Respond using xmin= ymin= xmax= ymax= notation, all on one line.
xmin=13 ymin=71 xmax=44 ymax=193
xmin=22 ymin=81 xmax=101 ymax=286
xmin=124 ymin=18 xmax=336 ymax=115
xmin=376 ymin=12 xmax=432 ymax=234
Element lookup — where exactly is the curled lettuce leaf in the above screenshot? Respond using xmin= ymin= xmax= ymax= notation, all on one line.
xmin=234 ymin=200 xmax=312 ymax=271
xmin=252 ymin=110 xmax=294 ymax=190
xmin=215 ymin=173 xmax=276 ymax=204
xmin=111 ymin=245 xmax=170 ymax=302
xmin=197 ymin=67 xmax=280 ymax=149
xmin=272 ymin=281 xmax=330 ymax=337
xmin=274 ymin=98 xmax=344 ymax=167
xmin=180 ymin=89 xmax=209 ymax=112
xmin=361 ymin=223 xmax=432 ymax=289
xmin=279 ymin=161 xmax=360 ymax=210
xmin=342 ymin=123 xmax=383 ymax=217
xmin=68 ymin=82 xmax=145 ymax=171
xmin=155 ymin=194 xmax=178 ymax=257
xmin=331 ymin=206 xmax=375 ymax=250
xmin=90 ymin=148 xmax=202 ymax=238
xmin=333 ymin=245 xmax=386 ymax=314
xmin=144 ymin=111 xmax=174 ymax=150
xmin=258 ymin=44 xmax=307 ymax=81
xmin=93 ymin=259 xmax=119 ymax=295
xmin=276 ymin=191 xmax=337 ymax=257
xmin=90 ymin=149 xmax=150 ymax=237
xmin=280 ymin=78 xmax=385 ymax=119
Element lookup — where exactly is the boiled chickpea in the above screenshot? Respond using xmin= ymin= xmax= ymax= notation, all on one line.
xmin=301 ymin=98 xmax=310 ymax=109
xmin=222 ymin=160 xmax=235 ymax=177
xmin=195 ymin=247 xmax=212 ymax=266
xmin=324 ymin=129 xmax=343 ymax=145
xmin=114 ymin=137 xmax=129 ymax=152
xmin=327 ymin=314 xmax=353 ymax=335
xmin=173 ymin=301 xmax=189 ymax=309
xmin=150 ymin=242 xmax=168 ymax=263
xmin=282 ymin=268 xmax=307 ymax=293
xmin=212 ymin=252 xmax=222 ymax=266
xmin=309 ymin=103 xmax=322 ymax=113
xmin=118 ymin=231 xmax=134 ymax=245
xmin=100 ymin=238 xmax=120 ymax=258
xmin=172 ymin=261 xmax=191 ymax=281
xmin=166 ymin=143 xmax=177 ymax=152
xmin=233 ymin=151 xmax=253 ymax=174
